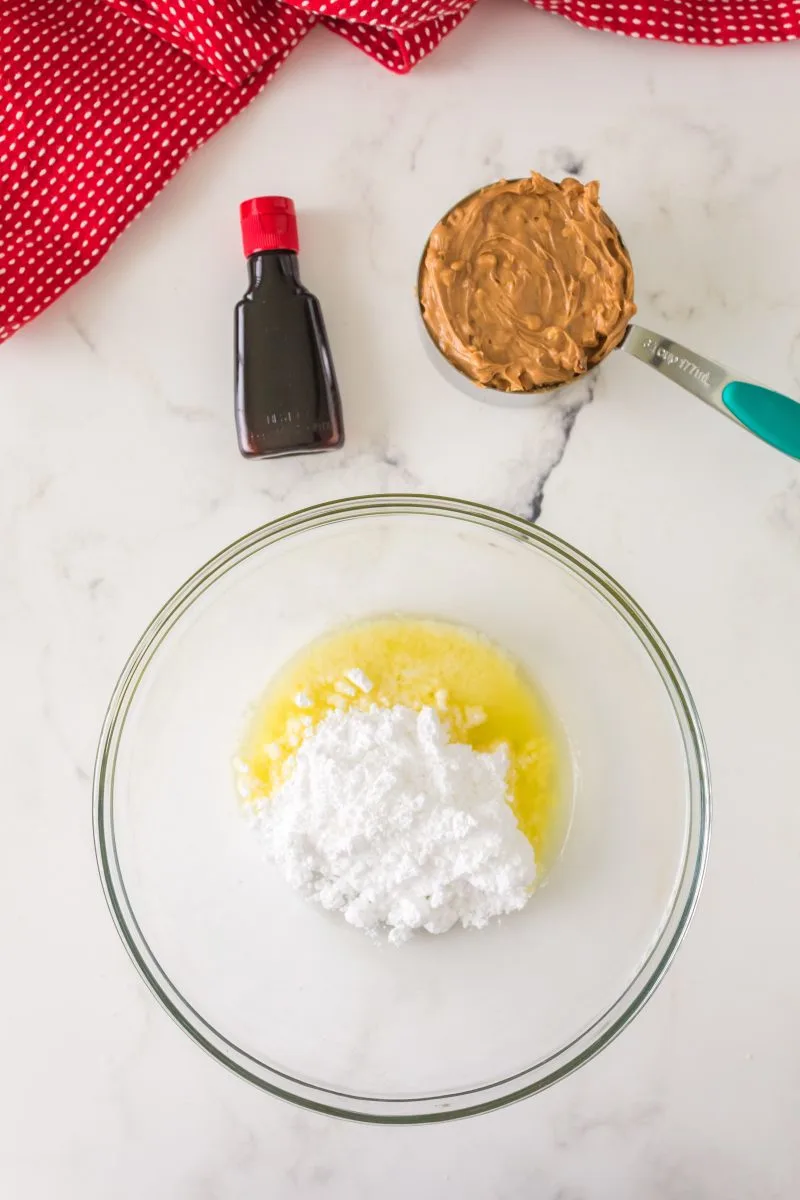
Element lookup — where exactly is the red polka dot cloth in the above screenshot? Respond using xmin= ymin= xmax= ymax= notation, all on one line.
xmin=1 ymin=0 xmax=798 ymax=343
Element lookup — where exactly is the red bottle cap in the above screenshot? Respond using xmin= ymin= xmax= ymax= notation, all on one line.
xmin=240 ymin=196 xmax=299 ymax=256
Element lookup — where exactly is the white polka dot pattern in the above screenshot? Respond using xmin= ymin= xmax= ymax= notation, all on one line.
xmin=325 ymin=4 xmax=475 ymax=70
xmin=108 ymin=0 xmax=316 ymax=88
xmin=532 ymin=0 xmax=799 ymax=46
xmin=1 ymin=0 xmax=798 ymax=342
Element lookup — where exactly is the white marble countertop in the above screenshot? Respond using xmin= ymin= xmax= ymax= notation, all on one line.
xmin=4 ymin=3 xmax=800 ymax=1194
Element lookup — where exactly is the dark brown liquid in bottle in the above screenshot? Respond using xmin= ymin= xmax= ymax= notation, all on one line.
xmin=235 ymin=251 xmax=344 ymax=458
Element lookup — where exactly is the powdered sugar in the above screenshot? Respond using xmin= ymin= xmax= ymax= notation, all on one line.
xmin=343 ymin=667 xmax=373 ymax=693
xmin=252 ymin=704 xmax=536 ymax=945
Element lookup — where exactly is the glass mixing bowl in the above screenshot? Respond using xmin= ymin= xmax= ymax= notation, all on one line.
xmin=94 ymin=495 xmax=709 ymax=1123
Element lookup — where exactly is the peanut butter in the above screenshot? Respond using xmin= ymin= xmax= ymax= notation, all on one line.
xmin=419 ymin=174 xmax=636 ymax=392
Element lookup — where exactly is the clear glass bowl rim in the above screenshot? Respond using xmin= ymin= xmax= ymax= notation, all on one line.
xmin=93 ymin=493 xmax=711 ymax=1124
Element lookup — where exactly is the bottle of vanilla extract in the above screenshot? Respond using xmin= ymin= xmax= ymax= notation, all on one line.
xmin=235 ymin=196 xmax=344 ymax=458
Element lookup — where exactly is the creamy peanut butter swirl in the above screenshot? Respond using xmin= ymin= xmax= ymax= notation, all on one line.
xmin=419 ymin=174 xmax=636 ymax=392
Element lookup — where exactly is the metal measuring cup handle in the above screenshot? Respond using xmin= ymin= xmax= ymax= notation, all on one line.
xmin=623 ymin=324 xmax=800 ymax=462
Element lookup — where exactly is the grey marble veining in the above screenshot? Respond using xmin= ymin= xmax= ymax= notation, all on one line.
xmin=2 ymin=2 xmax=800 ymax=1195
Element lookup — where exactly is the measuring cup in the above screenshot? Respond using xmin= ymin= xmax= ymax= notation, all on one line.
xmin=418 ymin=189 xmax=800 ymax=462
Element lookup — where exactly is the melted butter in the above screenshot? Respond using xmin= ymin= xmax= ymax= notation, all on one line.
xmin=236 ymin=618 xmax=568 ymax=870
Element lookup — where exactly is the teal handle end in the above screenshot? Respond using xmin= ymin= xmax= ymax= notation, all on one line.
xmin=722 ymin=381 xmax=800 ymax=461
